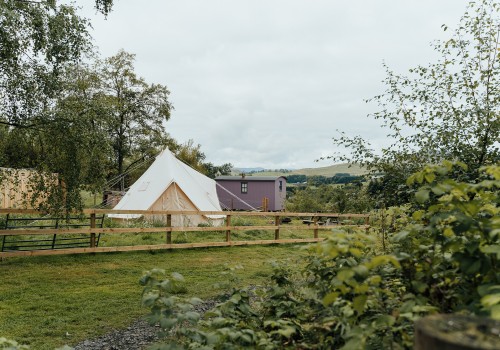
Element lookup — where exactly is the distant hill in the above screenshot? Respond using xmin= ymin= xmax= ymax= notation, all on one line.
xmin=233 ymin=163 xmax=367 ymax=177
xmin=234 ymin=167 xmax=267 ymax=173
xmin=290 ymin=163 xmax=367 ymax=177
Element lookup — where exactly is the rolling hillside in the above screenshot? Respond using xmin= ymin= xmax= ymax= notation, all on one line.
xmin=235 ymin=163 xmax=367 ymax=177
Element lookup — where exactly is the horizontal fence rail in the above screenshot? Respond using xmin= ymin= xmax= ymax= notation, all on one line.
xmin=0 ymin=209 xmax=370 ymax=258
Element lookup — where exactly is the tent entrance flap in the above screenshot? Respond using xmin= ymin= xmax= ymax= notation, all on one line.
xmin=147 ymin=183 xmax=224 ymax=227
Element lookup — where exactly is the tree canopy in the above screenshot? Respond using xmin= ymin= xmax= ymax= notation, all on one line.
xmin=332 ymin=0 xmax=500 ymax=206
xmin=99 ymin=50 xmax=173 ymax=178
xmin=0 ymin=1 xmax=229 ymax=211
xmin=0 ymin=0 xmax=91 ymax=129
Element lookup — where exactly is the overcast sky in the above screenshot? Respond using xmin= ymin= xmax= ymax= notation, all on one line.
xmin=78 ymin=0 xmax=471 ymax=169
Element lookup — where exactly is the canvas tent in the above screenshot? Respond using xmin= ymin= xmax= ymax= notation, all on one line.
xmin=108 ymin=149 xmax=225 ymax=226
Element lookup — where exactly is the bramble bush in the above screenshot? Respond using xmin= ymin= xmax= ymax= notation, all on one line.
xmin=394 ymin=162 xmax=500 ymax=317
xmin=140 ymin=163 xmax=499 ymax=349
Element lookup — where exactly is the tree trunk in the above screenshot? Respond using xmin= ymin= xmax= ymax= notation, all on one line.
xmin=415 ymin=314 xmax=500 ymax=350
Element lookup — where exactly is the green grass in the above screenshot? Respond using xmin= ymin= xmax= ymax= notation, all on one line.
xmin=0 ymin=213 xmax=364 ymax=348
xmin=0 ymin=244 xmax=310 ymax=349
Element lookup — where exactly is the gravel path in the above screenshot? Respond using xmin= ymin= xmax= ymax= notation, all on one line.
xmin=73 ymin=299 xmax=219 ymax=350
xmin=73 ymin=319 xmax=160 ymax=350
xmin=73 ymin=286 xmax=260 ymax=350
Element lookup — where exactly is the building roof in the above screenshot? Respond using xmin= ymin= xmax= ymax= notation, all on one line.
xmin=215 ymin=175 xmax=286 ymax=182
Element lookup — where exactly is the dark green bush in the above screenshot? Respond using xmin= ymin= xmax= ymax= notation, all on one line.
xmin=140 ymin=163 xmax=499 ymax=349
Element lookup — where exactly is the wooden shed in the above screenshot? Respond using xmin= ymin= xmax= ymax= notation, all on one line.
xmin=215 ymin=175 xmax=287 ymax=211
xmin=0 ymin=168 xmax=57 ymax=209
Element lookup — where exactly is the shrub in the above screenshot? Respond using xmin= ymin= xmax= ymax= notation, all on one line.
xmin=140 ymin=162 xmax=499 ymax=349
xmin=393 ymin=162 xmax=500 ymax=317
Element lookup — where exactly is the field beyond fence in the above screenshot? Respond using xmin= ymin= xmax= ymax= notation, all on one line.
xmin=0 ymin=209 xmax=369 ymax=258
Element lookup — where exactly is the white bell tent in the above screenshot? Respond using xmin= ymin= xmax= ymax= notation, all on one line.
xmin=108 ymin=148 xmax=225 ymax=226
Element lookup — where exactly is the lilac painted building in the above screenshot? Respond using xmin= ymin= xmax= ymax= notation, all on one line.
xmin=215 ymin=175 xmax=287 ymax=211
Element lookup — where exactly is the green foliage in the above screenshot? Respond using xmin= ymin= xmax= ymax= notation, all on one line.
xmin=287 ymin=174 xmax=364 ymax=186
xmin=0 ymin=1 xmax=100 ymax=213
xmin=285 ymin=174 xmax=307 ymax=183
xmin=370 ymin=206 xmax=411 ymax=253
xmin=98 ymin=49 xmax=173 ymax=179
xmin=0 ymin=1 xmax=116 ymax=213
xmin=396 ymin=162 xmax=500 ymax=317
xmin=0 ymin=1 xmax=91 ymax=128
xmin=0 ymin=45 xmax=230 ymax=210
xmin=142 ymin=163 xmax=499 ymax=349
xmin=142 ymin=231 xmax=415 ymax=349
xmin=286 ymin=183 xmax=373 ymax=213
xmin=203 ymin=162 xmax=233 ymax=179
xmin=93 ymin=0 xmax=114 ymax=16
xmin=285 ymin=187 xmax=325 ymax=213
xmin=331 ymin=0 xmax=500 ymax=206
xmin=0 ymin=0 xmax=232 ymax=212
xmin=0 ymin=337 xmax=29 ymax=350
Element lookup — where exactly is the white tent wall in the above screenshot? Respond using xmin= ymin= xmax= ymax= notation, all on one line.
xmin=108 ymin=149 xmax=225 ymax=226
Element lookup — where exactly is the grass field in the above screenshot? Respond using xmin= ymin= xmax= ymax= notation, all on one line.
xmin=0 ymin=212 xmax=369 ymax=348
xmin=0 ymin=243 xmax=313 ymax=349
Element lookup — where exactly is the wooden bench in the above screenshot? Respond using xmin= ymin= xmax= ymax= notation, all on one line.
xmin=1 ymin=214 xmax=104 ymax=252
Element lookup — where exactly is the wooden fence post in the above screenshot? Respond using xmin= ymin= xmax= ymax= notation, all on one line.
xmin=90 ymin=213 xmax=96 ymax=248
xmin=274 ymin=215 xmax=280 ymax=240
xmin=2 ymin=214 xmax=9 ymax=252
xmin=226 ymin=215 xmax=231 ymax=242
xmin=166 ymin=214 xmax=172 ymax=244
xmin=313 ymin=216 xmax=318 ymax=239
xmin=52 ymin=218 xmax=59 ymax=249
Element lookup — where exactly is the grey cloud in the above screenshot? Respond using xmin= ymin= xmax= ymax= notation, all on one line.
xmin=79 ymin=0 xmax=470 ymax=168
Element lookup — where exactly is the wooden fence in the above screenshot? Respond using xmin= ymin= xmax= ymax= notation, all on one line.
xmin=0 ymin=209 xmax=370 ymax=258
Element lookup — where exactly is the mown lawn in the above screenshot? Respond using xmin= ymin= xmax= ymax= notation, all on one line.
xmin=0 ymin=244 xmax=310 ymax=349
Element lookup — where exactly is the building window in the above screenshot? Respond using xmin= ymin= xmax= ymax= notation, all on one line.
xmin=279 ymin=180 xmax=283 ymax=192
xmin=241 ymin=182 xmax=248 ymax=193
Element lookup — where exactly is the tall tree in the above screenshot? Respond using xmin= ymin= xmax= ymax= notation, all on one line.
xmin=0 ymin=0 xmax=113 ymax=211
xmin=99 ymin=50 xmax=173 ymax=180
xmin=331 ymin=0 xmax=500 ymax=205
